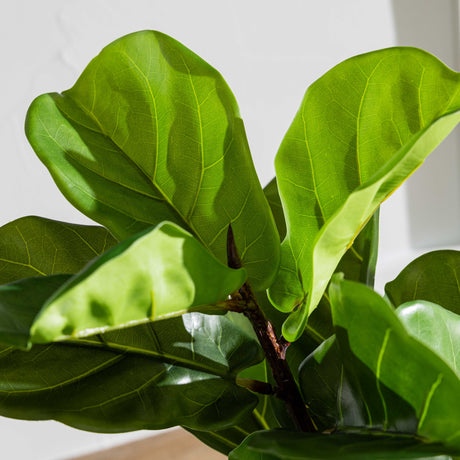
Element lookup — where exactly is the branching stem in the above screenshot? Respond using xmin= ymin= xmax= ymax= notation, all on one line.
xmin=227 ymin=226 xmax=316 ymax=433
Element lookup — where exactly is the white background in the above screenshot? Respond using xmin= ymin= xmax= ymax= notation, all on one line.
xmin=1 ymin=1 xmax=459 ymax=458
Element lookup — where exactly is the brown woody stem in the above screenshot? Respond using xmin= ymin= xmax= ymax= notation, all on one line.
xmin=227 ymin=226 xmax=316 ymax=433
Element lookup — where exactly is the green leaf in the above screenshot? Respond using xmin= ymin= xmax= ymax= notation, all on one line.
xmin=185 ymin=346 xmax=282 ymax=454
xmin=0 ymin=275 xmax=70 ymax=349
xmin=336 ymin=209 xmax=379 ymax=287
xmin=229 ymin=430 xmax=460 ymax=460
xmin=386 ymin=251 xmax=460 ymax=314
xmin=0 ymin=312 xmax=262 ymax=432
xmin=329 ymin=276 xmax=460 ymax=448
xmin=268 ymin=47 xmax=460 ymax=341
xmin=0 ymin=216 xmax=116 ymax=284
xmin=29 ymin=221 xmax=246 ymax=344
xmin=397 ymin=301 xmax=460 ymax=378
xmin=300 ymin=301 xmax=460 ymax=438
xmin=195 ymin=309 xmax=282 ymax=454
xmin=299 ymin=336 xmax=341 ymax=431
xmin=263 ymin=180 xmax=379 ymax=345
xmin=25 ymin=30 xmax=279 ymax=291
xmin=264 ymin=178 xmax=286 ymax=241
xmin=185 ymin=422 xmax=262 ymax=456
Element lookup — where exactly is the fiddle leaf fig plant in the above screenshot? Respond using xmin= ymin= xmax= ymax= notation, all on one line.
xmin=1 ymin=30 xmax=460 ymax=459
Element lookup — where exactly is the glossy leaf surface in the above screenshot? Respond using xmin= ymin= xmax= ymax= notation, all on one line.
xmin=229 ymin=430 xmax=459 ymax=460
xmin=300 ymin=301 xmax=460 ymax=437
xmin=386 ymin=250 xmax=460 ymax=314
xmin=329 ymin=277 xmax=460 ymax=447
xmin=30 ymin=222 xmax=246 ymax=343
xmin=269 ymin=47 xmax=460 ymax=341
xmin=0 ymin=312 xmax=262 ymax=432
xmin=187 ymin=306 xmax=282 ymax=455
xmin=397 ymin=301 xmax=460 ymax=378
xmin=26 ymin=30 xmax=279 ymax=290
xmin=0 ymin=216 xmax=116 ymax=284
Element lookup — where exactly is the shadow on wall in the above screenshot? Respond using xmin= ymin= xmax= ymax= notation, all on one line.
xmin=392 ymin=0 xmax=460 ymax=248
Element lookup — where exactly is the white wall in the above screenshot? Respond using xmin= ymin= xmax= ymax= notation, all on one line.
xmin=0 ymin=1 xmax=458 ymax=458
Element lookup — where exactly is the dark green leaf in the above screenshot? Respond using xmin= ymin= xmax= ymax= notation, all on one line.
xmin=386 ymin=251 xmax=460 ymax=314
xmin=25 ymin=30 xmax=279 ymax=291
xmin=0 ymin=216 xmax=116 ymax=284
xmin=30 ymin=221 xmax=246 ymax=344
xmin=0 ymin=275 xmax=70 ymax=349
xmin=0 ymin=312 xmax=262 ymax=432
xmin=299 ymin=336 xmax=341 ymax=431
xmin=268 ymin=47 xmax=460 ymax=341
xmin=229 ymin=430 xmax=460 ymax=460
xmin=397 ymin=301 xmax=460 ymax=378
xmin=300 ymin=301 xmax=460 ymax=440
xmin=185 ymin=424 xmax=262 ymax=456
xmin=336 ymin=209 xmax=379 ymax=287
xmin=329 ymin=276 xmax=460 ymax=448
xmin=186 ymin=305 xmax=283 ymax=456
xmin=264 ymin=178 xmax=286 ymax=241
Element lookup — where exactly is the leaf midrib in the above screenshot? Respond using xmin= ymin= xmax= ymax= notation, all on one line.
xmin=0 ymin=336 xmax=236 ymax=396
xmin=73 ymin=335 xmax=234 ymax=380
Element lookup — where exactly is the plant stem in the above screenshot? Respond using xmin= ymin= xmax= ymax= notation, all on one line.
xmin=227 ymin=226 xmax=316 ymax=433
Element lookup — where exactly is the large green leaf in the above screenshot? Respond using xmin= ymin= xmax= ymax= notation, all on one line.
xmin=27 ymin=221 xmax=246 ymax=344
xmin=185 ymin=366 xmax=278 ymax=456
xmin=0 ymin=216 xmax=116 ymax=284
xmin=185 ymin=296 xmax=284 ymax=455
xmin=300 ymin=302 xmax=460 ymax=437
xmin=329 ymin=276 xmax=460 ymax=448
xmin=397 ymin=301 xmax=460 ymax=378
xmin=386 ymin=251 xmax=460 ymax=314
xmin=263 ymin=179 xmax=379 ymax=346
xmin=229 ymin=430 xmax=459 ymax=460
xmin=0 ymin=312 xmax=262 ymax=432
xmin=25 ymin=30 xmax=279 ymax=291
xmin=268 ymin=47 xmax=460 ymax=341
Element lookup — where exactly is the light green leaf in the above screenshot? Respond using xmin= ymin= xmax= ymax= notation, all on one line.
xmin=0 ymin=275 xmax=70 ymax=349
xmin=397 ymin=301 xmax=460 ymax=378
xmin=268 ymin=47 xmax=460 ymax=341
xmin=29 ymin=221 xmax=246 ymax=344
xmin=0 ymin=216 xmax=116 ymax=284
xmin=25 ymin=30 xmax=279 ymax=291
xmin=229 ymin=430 xmax=460 ymax=460
xmin=263 ymin=180 xmax=379 ymax=345
xmin=386 ymin=251 xmax=460 ymax=314
xmin=329 ymin=276 xmax=460 ymax=448
xmin=0 ymin=312 xmax=262 ymax=432
xmin=263 ymin=179 xmax=379 ymax=287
